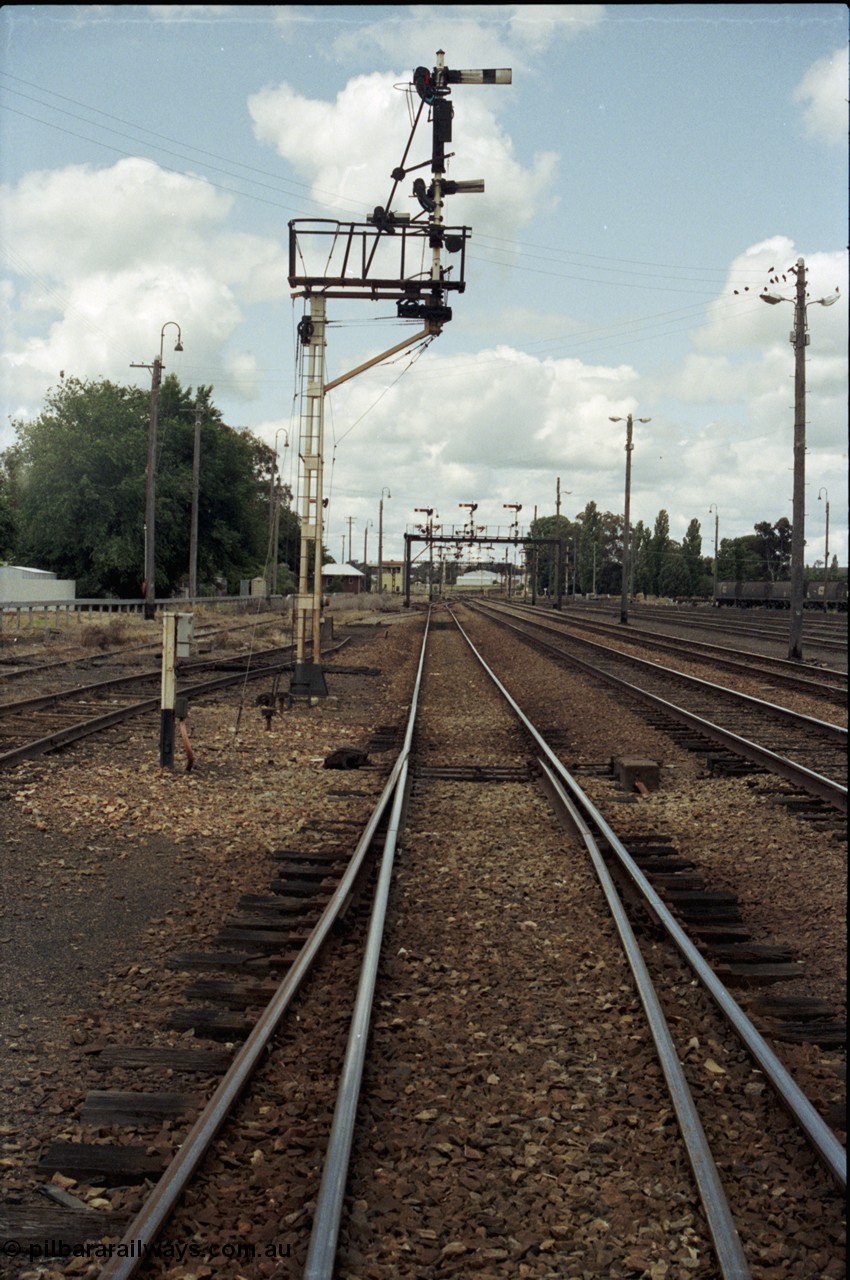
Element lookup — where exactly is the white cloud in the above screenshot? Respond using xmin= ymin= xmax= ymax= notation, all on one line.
xmin=793 ymin=47 xmax=849 ymax=145
xmin=249 ymin=71 xmax=557 ymax=238
xmin=0 ymin=158 xmax=290 ymax=432
xmin=322 ymin=5 xmax=605 ymax=72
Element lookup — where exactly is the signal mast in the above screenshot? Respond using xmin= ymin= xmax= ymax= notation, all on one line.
xmin=287 ymin=51 xmax=510 ymax=695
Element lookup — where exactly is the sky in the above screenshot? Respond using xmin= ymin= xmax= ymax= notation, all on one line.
xmin=1 ymin=4 xmax=847 ymax=571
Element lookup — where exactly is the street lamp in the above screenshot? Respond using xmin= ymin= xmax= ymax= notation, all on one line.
xmin=378 ymin=487 xmax=391 ymax=595
xmin=709 ymin=503 xmax=719 ymax=603
xmin=131 ymin=322 xmax=183 ymax=620
xmin=363 ymin=518 xmax=373 ymax=591
xmin=760 ymin=258 xmax=838 ymax=659
xmin=609 ymin=413 xmax=651 ymax=624
xmin=818 ymin=487 xmax=830 ymax=610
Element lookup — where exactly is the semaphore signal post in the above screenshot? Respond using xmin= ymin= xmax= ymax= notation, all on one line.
xmin=286 ymin=50 xmax=510 ymax=696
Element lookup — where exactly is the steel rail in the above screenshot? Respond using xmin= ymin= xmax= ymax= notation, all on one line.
xmin=97 ymin=716 xmax=417 ymax=1274
xmin=97 ymin=625 xmax=427 ymax=1280
xmin=472 ymin=603 xmax=847 ymax=813
xmin=0 ymin=646 xmax=344 ymax=769
xmin=536 ymin=754 xmax=751 ymax=1279
xmin=477 ymin=601 xmax=846 ymax=739
xmin=303 ymin=611 xmax=430 ymax=1278
xmin=450 ymin=607 xmax=847 ymax=1188
xmin=500 ymin=600 xmax=848 ymax=701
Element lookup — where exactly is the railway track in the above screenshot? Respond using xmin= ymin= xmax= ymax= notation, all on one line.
xmin=472 ymin=600 xmax=847 ymax=817
xmin=505 ymin=600 xmax=848 ymax=708
xmin=0 ymin=641 xmax=345 ymax=769
xmin=3 ymin=604 xmax=843 ymax=1278
xmin=604 ymin=601 xmax=848 ymax=658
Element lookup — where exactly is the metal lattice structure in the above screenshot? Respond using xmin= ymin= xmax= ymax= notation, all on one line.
xmin=287 ymin=51 xmax=510 ymax=694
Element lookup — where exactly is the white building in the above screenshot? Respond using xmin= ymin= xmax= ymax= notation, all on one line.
xmin=0 ymin=565 xmax=76 ymax=604
xmin=455 ymin=569 xmax=503 ymax=591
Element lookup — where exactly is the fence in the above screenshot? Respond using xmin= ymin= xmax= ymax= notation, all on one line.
xmin=0 ymin=595 xmax=291 ymax=631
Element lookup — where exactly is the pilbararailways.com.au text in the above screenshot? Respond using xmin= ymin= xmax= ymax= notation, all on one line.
xmin=2 ymin=1238 xmax=291 ymax=1264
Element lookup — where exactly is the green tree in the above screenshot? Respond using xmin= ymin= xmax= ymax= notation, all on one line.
xmin=753 ymin=518 xmax=792 ymax=580
xmin=716 ymin=535 xmax=761 ymax=582
xmin=11 ymin=376 xmax=274 ymax=597
xmin=631 ymin=520 xmax=652 ymax=596
xmin=681 ymin=518 xmax=705 ymax=595
xmin=645 ymin=509 xmax=670 ymax=596
xmin=577 ymin=501 xmax=603 ymax=594
xmin=0 ymin=447 xmax=22 ymax=559
xmin=525 ymin=513 xmax=576 ymax=597
xmin=657 ymin=544 xmax=692 ymax=597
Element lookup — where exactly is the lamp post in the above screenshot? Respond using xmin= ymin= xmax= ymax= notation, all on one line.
xmin=818 ymin=487 xmax=830 ymax=610
xmin=131 ymin=322 xmax=183 ymax=620
xmin=760 ymin=258 xmax=838 ymax=660
xmin=267 ymin=429 xmax=289 ymax=598
xmin=378 ymin=487 xmax=391 ymax=595
xmin=709 ymin=503 xmax=719 ymax=603
xmin=609 ymin=412 xmax=651 ymax=624
xmin=363 ymin=519 xmax=373 ymax=591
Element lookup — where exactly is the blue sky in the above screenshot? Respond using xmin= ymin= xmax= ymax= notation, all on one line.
xmin=1 ymin=4 xmax=847 ymax=567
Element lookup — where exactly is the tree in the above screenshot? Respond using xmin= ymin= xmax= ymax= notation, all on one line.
xmin=10 ymin=376 xmax=275 ymax=597
xmin=657 ymin=543 xmax=692 ymax=597
xmin=716 ymin=535 xmax=760 ymax=582
xmin=645 ymin=509 xmax=670 ymax=596
xmin=0 ymin=448 xmax=22 ymax=560
xmin=681 ymin=518 xmax=705 ymax=595
xmin=525 ymin=513 xmax=576 ymax=597
xmin=753 ymin=518 xmax=792 ymax=581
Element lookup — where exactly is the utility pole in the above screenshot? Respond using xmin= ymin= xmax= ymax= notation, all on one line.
xmin=760 ymin=258 xmax=838 ymax=660
xmin=346 ymin=516 xmax=355 ymax=564
xmin=609 ymin=412 xmax=651 ymax=625
xmin=188 ymin=401 xmax=202 ymax=601
xmin=819 ymin=488 xmax=830 ymax=610
xmin=131 ymin=321 xmax=183 ymax=620
xmin=709 ymin=503 xmax=719 ymax=604
xmin=789 ymin=262 xmax=807 ymax=661
xmin=363 ymin=519 xmax=373 ymax=590
xmin=378 ymin=487 xmax=391 ymax=595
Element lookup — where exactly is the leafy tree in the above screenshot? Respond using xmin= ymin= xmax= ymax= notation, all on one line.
xmin=577 ymin=501 xmax=603 ymax=594
xmin=525 ymin=513 xmax=576 ymax=597
xmin=657 ymin=544 xmax=692 ymax=597
xmin=753 ymin=518 xmax=792 ymax=580
xmin=10 ymin=375 xmax=275 ymax=597
xmin=644 ymin=509 xmax=670 ymax=596
xmin=0 ymin=448 xmax=22 ymax=559
xmin=716 ymin=535 xmax=761 ymax=582
xmin=631 ymin=520 xmax=652 ymax=596
xmin=681 ymin=518 xmax=705 ymax=595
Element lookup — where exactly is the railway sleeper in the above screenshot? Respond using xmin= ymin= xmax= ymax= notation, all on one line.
xmin=711 ymin=961 xmax=807 ymax=987
xmin=661 ymin=889 xmax=742 ymax=921
xmin=37 ymin=1141 xmax=164 ymax=1185
xmin=214 ymin=927 xmax=313 ymax=950
xmin=166 ymin=950 xmax=288 ymax=971
xmin=80 ymin=1090 xmax=197 ymax=1126
xmin=0 ymin=1204 xmax=131 ymax=1250
xmin=168 ymin=1008 xmax=254 ymax=1039
xmin=757 ymin=1022 xmax=846 ymax=1050
xmin=93 ymin=1046 xmax=232 ymax=1073
xmin=183 ymin=979 xmax=281 ymax=1009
